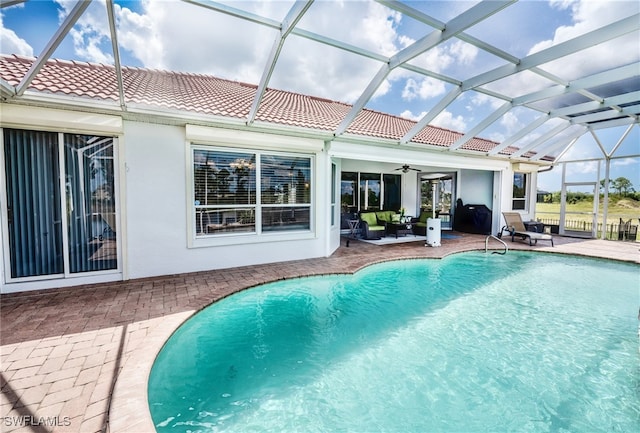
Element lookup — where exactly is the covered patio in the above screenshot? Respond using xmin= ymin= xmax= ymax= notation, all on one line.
xmin=1 ymin=234 xmax=638 ymax=432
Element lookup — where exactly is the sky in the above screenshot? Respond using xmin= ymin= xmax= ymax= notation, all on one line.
xmin=1 ymin=0 xmax=639 ymax=192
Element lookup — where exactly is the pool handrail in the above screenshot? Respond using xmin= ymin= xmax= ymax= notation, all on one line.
xmin=485 ymin=235 xmax=508 ymax=255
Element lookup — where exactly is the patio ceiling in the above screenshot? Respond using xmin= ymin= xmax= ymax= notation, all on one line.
xmin=1 ymin=0 xmax=639 ymax=164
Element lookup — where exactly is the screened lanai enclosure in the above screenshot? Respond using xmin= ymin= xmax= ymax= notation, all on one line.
xmin=0 ymin=0 xmax=638 ymax=291
xmin=2 ymin=1 xmax=638 ymax=156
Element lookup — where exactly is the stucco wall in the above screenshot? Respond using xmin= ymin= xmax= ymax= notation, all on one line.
xmin=123 ymin=121 xmax=330 ymax=280
xmin=457 ymin=169 xmax=494 ymax=207
xmin=0 ymin=106 xmax=516 ymax=292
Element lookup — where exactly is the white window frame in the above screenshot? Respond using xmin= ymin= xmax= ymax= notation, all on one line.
xmin=188 ymin=144 xmax=315 ymax=248
xmin=512 ymin=171 xmax=529 ymax=211
xmin=1 ymin=128 xmax=122 ymax=285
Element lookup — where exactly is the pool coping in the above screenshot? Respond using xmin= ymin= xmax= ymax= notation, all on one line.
xmin=109 ymin=310 xmax=194 ymax=433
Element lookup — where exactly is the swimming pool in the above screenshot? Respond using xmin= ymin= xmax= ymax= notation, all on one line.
xmin=148 ymin=251 xmax=639 ymax=432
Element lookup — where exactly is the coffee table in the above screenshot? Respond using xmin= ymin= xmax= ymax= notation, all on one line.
xmin=385 ymin=222 xmax=413 ymax=238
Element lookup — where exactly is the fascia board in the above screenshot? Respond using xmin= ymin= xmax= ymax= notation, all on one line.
xmin=0 ymin=103 xmax=123 ymax=134
xmin=329 ymin=140 xmax=511 ymax=171
xmin=186 ymin=123 xmax=325 ymax=153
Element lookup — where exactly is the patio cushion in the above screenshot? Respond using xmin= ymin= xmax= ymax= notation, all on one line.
xmin=375 ymin=210 xmax=397 ymax=223
xmin=360 ymin=212 xmax=380 ymax=228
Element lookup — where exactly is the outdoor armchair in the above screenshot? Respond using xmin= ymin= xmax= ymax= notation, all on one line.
xmin=359 ymin=211 xmax=386 ymax=239
xmin=411 ymin=211 xmax=429 ymax=236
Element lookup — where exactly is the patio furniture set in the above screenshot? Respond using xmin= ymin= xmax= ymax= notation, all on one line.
xmin=350 ymin=210 xmax=416 ymax=240
xmin=347 ymin=208 xmax=564 ymax=249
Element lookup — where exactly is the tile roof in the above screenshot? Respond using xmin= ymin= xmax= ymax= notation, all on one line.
xmin=1 ymin=54 xmax=533 ymax=158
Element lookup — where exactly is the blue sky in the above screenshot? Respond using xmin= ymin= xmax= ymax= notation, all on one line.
xmin=2 ymin=0 xmax=638 ymax=192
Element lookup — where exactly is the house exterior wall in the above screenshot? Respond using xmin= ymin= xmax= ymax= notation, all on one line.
xmin=457 ymin=169 xmax=494 ymax=207
xmin=124 ymin=121 xmax=331 ymax=280
xmin=0 ymin=104 xmax=517 ymax=293
xmin=0 ymin=107 xmax=332 ymax=292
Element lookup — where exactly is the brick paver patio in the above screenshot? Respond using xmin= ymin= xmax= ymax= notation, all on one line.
xmin=1 ymin=234 xmax=638 ymax=432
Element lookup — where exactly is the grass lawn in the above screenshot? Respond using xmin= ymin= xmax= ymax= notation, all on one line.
xmin=535 ymin=198 xmax=639 ymax=240
xmin=535 ymin=198 xmax=640 ymax=225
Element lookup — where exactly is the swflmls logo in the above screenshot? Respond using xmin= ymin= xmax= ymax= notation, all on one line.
xmin=3 ymin=416 xmax=72 ymax=427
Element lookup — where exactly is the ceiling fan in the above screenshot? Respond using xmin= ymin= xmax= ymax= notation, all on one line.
xmin=395 ymin=164 xmax=421 ymax=173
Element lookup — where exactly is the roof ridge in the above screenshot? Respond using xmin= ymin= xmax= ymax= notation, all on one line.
xmin=0 ymin=54 xmax=259 ymax=89
xmin=122 ymin=64 xmax=258 ymax=89
xmin=264 ymin=86 xmax=351 ymax=107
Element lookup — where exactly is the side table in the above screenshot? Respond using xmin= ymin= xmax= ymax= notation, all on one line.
xmin=347 ymin=219 xmax=360 ymax=238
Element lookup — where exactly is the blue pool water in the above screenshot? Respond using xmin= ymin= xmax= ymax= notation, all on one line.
xmin=148 ymin=252 xmax=639 ymax=432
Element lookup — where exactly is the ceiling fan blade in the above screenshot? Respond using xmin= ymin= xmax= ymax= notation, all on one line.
xmin=395 ymin=164 xmax=420 ymax=173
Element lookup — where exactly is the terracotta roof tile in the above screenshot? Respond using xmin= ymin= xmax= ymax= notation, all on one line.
xmin=0 ymin=54 xmax=519 ymax=158
xmin=257 ymin=89 xmax=349 ymax=130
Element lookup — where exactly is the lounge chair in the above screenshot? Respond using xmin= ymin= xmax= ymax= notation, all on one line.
xmin=500 ymin=212 xmax=554 ymax=246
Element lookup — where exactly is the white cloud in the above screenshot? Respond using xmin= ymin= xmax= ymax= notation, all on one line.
xmin=528 ymin=0 xmax=638 ymax=80
xmin=432 ymin=110 xmax=467 ymax=131
xmin=0 ymin=13 xmax=33 ymax=56
xmin=468 ymin=92 xmax=503 ymax=110
xmin=402 ymin=77 xmax=446 ymax=101
xmin=500 ymin=111 xmax=523 ymax=135
xmin=373 ymin=78 xmax=393 ymax=100
xmin=487 ymin=132 xmax=505 ymax=143
xmin=399 ymin=108 xmax=467 ymax=133
xmin=399 ymin=105 xmax=474 ymax=134
xmin=398 ymin=108 xmax=468 ymax=135
xmin=448 ymin=39 xmax=478 ymax=66
xmin=82 ymin=0 xmax=405 ymax=103
xmin=613 ymin=157 xmax=640 ymax=168
xmin=271 ymin=0 xmax=404 ymax=103
xmin=566 ymin=160 xmax=599 ymax=176
xmin=398 ymin=40 xmax=478 ymax=102
xmin=53 ymin=0 xmax=114 ymax=63
xmin=399 ymin=110 xmax=427 ymax=121
xmin=355 ymin=1 xmax=402 ymax=57
xmin=114 ymin=2 xmax=165 ymax=69
xmin=483 ymin=1 xmax=639 ymax=118
xmin=124 ymin=1 xmax=274 ymax=82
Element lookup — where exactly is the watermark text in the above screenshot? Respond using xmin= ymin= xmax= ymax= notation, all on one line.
xmin=3 ymin=415 xmax=72 ymax=427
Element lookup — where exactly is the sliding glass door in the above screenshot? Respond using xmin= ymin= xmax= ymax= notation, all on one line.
xmin=420 ymin=173 xmax=456 ymax=230
xmin=2 ymin=129 xmax=118 ymax=281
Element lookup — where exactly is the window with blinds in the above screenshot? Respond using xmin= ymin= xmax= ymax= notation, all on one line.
xmin=193 ymin=147 xmax=312 ymax=237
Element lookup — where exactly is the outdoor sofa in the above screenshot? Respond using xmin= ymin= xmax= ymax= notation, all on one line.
xmin=359 ymin=210 xmax=402 ymax=239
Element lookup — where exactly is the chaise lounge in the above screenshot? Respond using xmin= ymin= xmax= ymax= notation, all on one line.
xmin=500 ymin=212 xmax=554 ymax=247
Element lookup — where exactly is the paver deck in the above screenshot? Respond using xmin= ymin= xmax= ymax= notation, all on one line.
xmin=1 ymin=234 xmax=638 ymax=432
